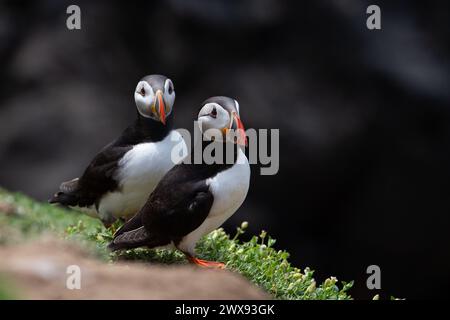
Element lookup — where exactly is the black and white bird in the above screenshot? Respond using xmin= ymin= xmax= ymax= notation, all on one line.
xmin=50 ymin=75 xmax=186 ymax=226
xmin=108 ymin=96 xmax=250 ymax=268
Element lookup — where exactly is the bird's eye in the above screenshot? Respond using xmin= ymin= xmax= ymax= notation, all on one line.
xmin=211 ymin=107 xmax=217 ymax=118
xmin=140 ymin=88 xmax=146 ymax=96
xmin=168 ymin=84 xmax=173 ymax=95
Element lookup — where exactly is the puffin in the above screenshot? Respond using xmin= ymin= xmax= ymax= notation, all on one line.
xmin=49 ymin=74 xmax=186 ymax=226
xmin=108 ymin=96 xmax=250 ymax=268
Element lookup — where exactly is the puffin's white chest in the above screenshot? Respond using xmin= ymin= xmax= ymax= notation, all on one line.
xmin=206 ymin=149 xmax=250 ymax=220
xmin=178 ymin=148 xmax=250 ymax=254
xmin=99 ymin=130 xmax=186 ymax=219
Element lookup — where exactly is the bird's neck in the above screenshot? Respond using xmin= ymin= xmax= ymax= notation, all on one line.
xmin=135 ymin=113 xmax=173 ymax=142
xmin=190 ymin=139 xmax=240 ymax=165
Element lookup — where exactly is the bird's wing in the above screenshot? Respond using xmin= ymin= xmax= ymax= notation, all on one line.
xmin=146 ymin=186 xmax=213 ymax=240
xmin=113 ymin=208 xmax=146 ymax=237
xmin=111 ymin=164 xmax=214 ymax=249
xmin=73 ymin=120 xmax=162 ymax=206
xmin=108 ymin=226 xmax=150 ymax=251
xmin=141 ymin=164 xmax=215 ymax=241
xmin=75 ymin=143 xmax=133 ymax=206
xmin=59 ymin=178 xmax=80 ymax=193
xmin=49 ymin=135 xmax=133 ymax=208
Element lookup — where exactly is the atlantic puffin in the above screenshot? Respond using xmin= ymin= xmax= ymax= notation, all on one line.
xmin=50 ymin=75 xmax=186 ymax=226
xmin=108 ymin=96 xmax=250 ymax=268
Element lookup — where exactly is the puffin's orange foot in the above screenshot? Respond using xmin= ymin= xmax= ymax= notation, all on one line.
xmin=187 ymin=256 xmax=226 ymax=269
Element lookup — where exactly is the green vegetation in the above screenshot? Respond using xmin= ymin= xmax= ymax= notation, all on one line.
xmin=0 ymin=188 xmax=353 ymax=300
xmin=0 ymin=276 xmax=18 ymax=300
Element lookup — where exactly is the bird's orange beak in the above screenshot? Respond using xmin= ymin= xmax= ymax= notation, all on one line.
xmin=155 ymin=90 xmax=166 ymax=125
xmin=231 ymin=112 xmax=247 ymax=146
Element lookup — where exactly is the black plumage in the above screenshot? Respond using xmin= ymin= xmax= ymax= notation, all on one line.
xmin=49 ymin=112 xmax=173 ymax=210
xmin=108 ymin=141 xmax=239 ymax=251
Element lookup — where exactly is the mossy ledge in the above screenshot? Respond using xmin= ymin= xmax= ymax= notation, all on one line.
xmin=0 ymin=188 xmax=353 ymax=300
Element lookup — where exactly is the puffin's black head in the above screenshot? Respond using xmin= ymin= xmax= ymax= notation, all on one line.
xmin=198 ymin=96 xmax=247 ymax=146
xmin=134 ymin=74 xmax=175 ymax=125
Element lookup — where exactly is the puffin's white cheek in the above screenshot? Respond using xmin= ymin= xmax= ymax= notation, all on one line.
xmin=198 ymin=118 xmax=215 ymax=133
xmin=198 ymin=118 xmax=207 ymax=132
xmin=134 ymin=93 xmax=140 ymax=104
xmin=165 ymin=93 xmax=175 ymax=111
xmin=135 ymin=94 xmax=154 ymax=117
xmin=134 ymin=95 xmax=144 ymax=108
xmin=216 ymin=114 xmax=230 ymax=130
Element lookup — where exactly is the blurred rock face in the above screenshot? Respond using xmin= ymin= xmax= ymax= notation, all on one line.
xmin=1 ymin=0 xmax=449 ymax=299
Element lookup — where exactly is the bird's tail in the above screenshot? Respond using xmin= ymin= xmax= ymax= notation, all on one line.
xmin=108 ymin=226 xmax=150 ymax=251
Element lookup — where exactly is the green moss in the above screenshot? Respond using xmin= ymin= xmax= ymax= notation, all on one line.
xmin=0 ymin=188 xmax=353 ymax=300
xmin=0 ymin=275 xmax=19 ymax=300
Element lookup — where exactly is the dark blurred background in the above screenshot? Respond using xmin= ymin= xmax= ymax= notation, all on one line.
xmin=1 ymin=0 xmax=449 ymax=299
